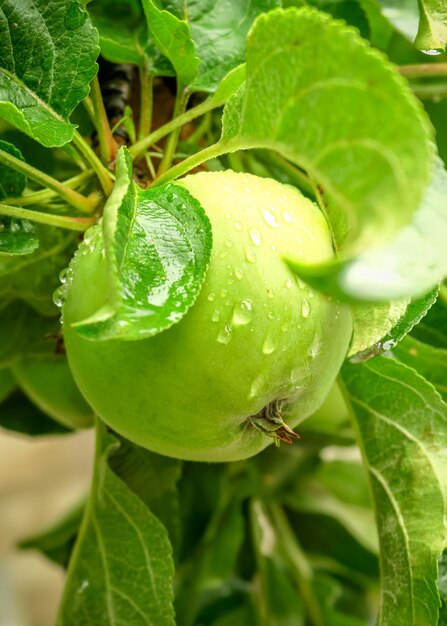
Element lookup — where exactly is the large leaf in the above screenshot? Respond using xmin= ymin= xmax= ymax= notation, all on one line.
xmin=289 ymin=157 xmax=447 ymax=301
xmin=220 ymin=8 xmax=433 ymax=258
xmin=0 ymin=0 xmax=98 ymax=147
xmin=74 ymin=147 xmax=212 ymax=341
xmin=415 ymin=0 xmax=447 ymax=53
xmin=411 ymin=294 xmax=447 ymax=349
xmin=341 ymin=357 xmax=447 ymax=626
xmin=162 ymin=0 xmax=280 ymax=92
xmin=57 ymin=427 xmax=176 ymax=626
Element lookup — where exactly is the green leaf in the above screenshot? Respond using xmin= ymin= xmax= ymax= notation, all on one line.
xmin=0 ymin=225 xmax=77 ymax=316
xmin=141 ymin=0 xmax=200 ymax=91
xmin=377 ymin=0 xmax=419 ymax=40
xmin=0 ymin=139 xmax=38 ymax=254
xmin=341 ymin=356 xmax=447 ymax=626
xmin=0 ymin=390 xmax=71 ymax=436
xmin=411 ymin=293 xmax=447 ymax=348
xmin=108 ymin=435 xmax=182 ymax=554
xmin=162 ymin=0 xmax=280 ymax=92
xmin=415 ymin=0 xmax=447 ymax=53
xmin=220 ymin=7 xmax=433 ymax=258
xmin=0 ymin=367 xmax=15 ymax=402
xmin=288 ymin=157 xmax=447 ymax=301
xmin=74 ymin=147 xmax=212 ymax=341
xmin=0 ymin=0 xmax=98 ymax=147
xmin=393 ymin=335 xmax=447 ymax=402
xmin=57 ymin=427 xmax=175 ymax=626
xmin=88 ymin=0 xmax=174 ymax=74
xmin=349 ymin=288 xmax=438 ymax=361
xmin=19 ymin=501 xmax=84 ymax=568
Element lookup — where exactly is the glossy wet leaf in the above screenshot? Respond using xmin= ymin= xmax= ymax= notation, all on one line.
xmin=141 ymin=0 xmax=199 ymax=91
xmin=342 ymin=357 xmax=447 ymax=626
xmin=288 ymin=157 xmax=447 ymax=301
xmin=75 ymin=147 xmax=212 ymax=341
xmin=415 ymin=0 xmax=447 ymax=52
xmin=57 ymin=429 xmax=175 ymax=626
xmin=162 ymin=0 xmax=280 ymax=92
xmin=220 ymin=8 xmax=433 ymax=259
xmin=0 ymin=0 xmax=98 ymax=147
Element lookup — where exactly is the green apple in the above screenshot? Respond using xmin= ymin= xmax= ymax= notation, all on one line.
xmin=63 ymin=171 xmax=352 ymax=461
xmin=12 ymin=354 xmax=94 ymax=430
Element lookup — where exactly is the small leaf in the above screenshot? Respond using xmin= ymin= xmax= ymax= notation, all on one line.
xmin=0 ymin=390 xmax=71 ymax=436
xmin=288 ymin=157 xmax=447 ymax=301
xmin=162 ymin=0 xmax=280 ymax=92
xmin=75 ymin=147 xmax=212 ymax=341
xmin=141 ymin=0 xmax=200 ymax=91
xmin=341 ymin=357 xmax=447 ymax=626
xmin=0 ymin=0 xmax=98 ymax=146
xmin=0 ymin=140 xmax=39 ymax=254
xmin=208 ymin=65 xmax=247 ymax=108
xmin=415 ymin=0 xmax=447 ymax=53
xmin=19 ymin=501 xmax=84 ymax=568
xmin=57 ymin=427 xmax=175 ymax=626
xmin=221 ymin=7 xmax=433 ymax=257
xmin=349 ymin=288 xmax=438 ymax=361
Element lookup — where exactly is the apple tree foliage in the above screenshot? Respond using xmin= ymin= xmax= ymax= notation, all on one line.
xmin=1 ymin=0 xmax=447 ymax=624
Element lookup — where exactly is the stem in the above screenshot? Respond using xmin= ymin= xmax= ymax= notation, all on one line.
xmin=73 ymin=132 xmax=114 ymax=196
xmin=129 ymin=97 xmax=220 ymax=162
xmin=399 ymin=62 xmax=447 ymax=77
xmin=82 ymin=95 xmax=96 ymax=126
xmin=90 ymin=76 xmax=118 ymax=165
xmin=185 ymin=111 xmax=211 ymax=146
xmin=151 ymin=140 xmax=237 ymax=187
xmin=157 ymin=88 xmax=190 ymax=175
xmin=0 ymin=149 xmax=97 ymax=214
xmin=269 ymin=504 xmax=324 ymax=626
xmin=138 ymin=65 xmax=154 ymax=140
xmin=0 ymin=203 xmax=96 ymax=231
xmin=256 ymin=151 xmax=316 ymax=198
xmin=411 ymin=83 xmax=447 ymax=100
xmin=4 ymin=170 xmax=96 ymax=207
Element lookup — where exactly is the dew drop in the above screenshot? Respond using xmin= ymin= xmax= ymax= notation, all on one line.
xmin=220 ymin=288 xmax=227 ymax=298
xmin=261 ymin=208 xmax=279 ymax=228
xmin=249 ymin=374 xmax=265 ymax=399
xmin=219 ymin=251 xmax=228 ymax=259
xmin=234 ymin=221 xmax=242 ymax=232
xmin=225 ymin=212 xmax=231 ymax=219
xmin=232 ymin=300 xmax=253 ymax=326
xmin=301 ymin=299 xmax=310 ymax=318
xmin=225 ymin=239 xmax=233 ymax=248
xmin=267 ymin=288 xmax=275 ymax=299
xmin=421 ymin=48 xmax=444 ymax=56
xmin=53 ymin=286 xmax=66 ymax=308
xmin=212 ymin=310 xmax=220 ymax=322
xmin=297 ymin=278 xmax=306 ymax=289
xmin=217 ymin=324 xmax=233 ymax=344
xmin=285 ymin=279 xmax=293 ymax=289
xmin=268 ymin=312 xmax=275 ymax=320
xmin=207 ymin=292 xmax=216 ymax=302
xmin=245 ymin=244 xmax=257 ymax=263
xmin=59 ymin=268 xmax=68 ymax=284
xmin=234 ymin=267 xmax=244 ymax=280
xmin=249 ymin=228 xmax=262 ymax=246
xmin=282 ymin=211 xmax=292 ymax=224
xmin=262 ymin=333 xmax=277 ymax=355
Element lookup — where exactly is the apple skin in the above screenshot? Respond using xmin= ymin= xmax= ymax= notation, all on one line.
xmin=12 ymin=354 xmax=94 ymax=430
xmin=63 ymin=171 xmax=352 ymax=461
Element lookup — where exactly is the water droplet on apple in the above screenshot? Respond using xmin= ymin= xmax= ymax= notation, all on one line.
xmin=207 ymin=292 xmax=216 ymax=302
xmin=421 ymin=48 xmax=444 ymax=56
xmin=53 ymin=286 xmax=66 ymax=308
xmin=245 ymin=244 xmax=257 ymax=263
xmin=220 ymin=288 xmax=227 ymax=298
xmin=282 ymin=211 xmax=292 ymax=224
xmin=217 ymin=324 xmax=233 ymax=344
xmin=267 ymin=289 xmax=275 ymax=299
xmin=59 ymin=268 xmax=68 ymax=284
xmin=225 ymin=239 xmax=233 ymax=248
xmin=261 ymin=208 xmax=279 ymax=228
xmin=249 ymin=228 xmax=262 ymax=246
xmin=301 ymin=299 xmax=310 ymax=318
xmin=262 ymin=333 xmax=277 ymax=355
xmin=232 ymin=300 xmax=253 ymax=326
xmin=285 ymin=279 xmax=293 ymax=289
xmin=234 ymin=267 xmax=244 ymax=280
xmin=234 ymin=221 xmax=242 ymax=232
xmin=212 ymin=310 xmax=220 ymax=322
xmin=297 ymin=278 xmax=306 ymax=289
